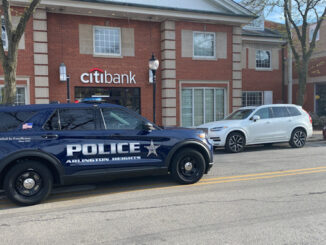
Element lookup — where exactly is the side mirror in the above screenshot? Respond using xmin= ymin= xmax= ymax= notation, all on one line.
xmin=143 ymin=122 xmax=155 ymax=131
xmin=251 ymin=115 xmax=261 ymax=122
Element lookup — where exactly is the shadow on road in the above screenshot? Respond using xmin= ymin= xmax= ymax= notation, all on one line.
xmin=0 ymin=175 xmax=178 ymax=210
xmin=213 ymin=141 xmax=325 ymax=154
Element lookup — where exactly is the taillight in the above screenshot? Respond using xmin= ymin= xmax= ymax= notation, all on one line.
xmin=302 ymin=109 xmax=312 ymax=124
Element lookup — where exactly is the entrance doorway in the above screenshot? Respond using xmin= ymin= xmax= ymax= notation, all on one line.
xmin=316 ymin=83 xmax=326 ymax=116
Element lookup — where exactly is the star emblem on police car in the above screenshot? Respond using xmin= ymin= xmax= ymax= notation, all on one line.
xmin=145 ymin=140 xmax=160 ymax=157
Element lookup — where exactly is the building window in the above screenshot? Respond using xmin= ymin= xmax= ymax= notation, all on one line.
xmin=0 ymin=86 xmax=26 ymax=105
xmin=193 ymin=32 xmax=216 ymax=58
xmin=75 ymin=87 xmax=140 ymax=113
xmin=309 ymin=24 xmax=320 ymax=42
xmin=181 ymin=88 xmax=225 ymax=127
xmin=256 ymin=50 xmax=271 ymax=69
xmin=242 ymin=91 xmax=263 ymax=107
xmin=1 ymin=17 xmax=8 ymax=50
xmin=94 ymin=26 xmax=121 ymax=56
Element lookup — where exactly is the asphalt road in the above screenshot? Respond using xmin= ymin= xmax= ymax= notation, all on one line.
xmin=1 ymin=141 xmax=326 ymax=245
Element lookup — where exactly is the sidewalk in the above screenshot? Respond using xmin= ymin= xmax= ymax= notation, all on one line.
xmin=308 ymin=130 xmax=325 ymax=142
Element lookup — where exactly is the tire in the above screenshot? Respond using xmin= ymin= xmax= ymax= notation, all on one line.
xmin=171 ymin=149 xmax=206 ymax=184
xmin=4 ymin=161 xmax=53 ymax=206
xmin=225 ymin=132 xmax=245 ymax=153
xmin=289 ymin=128 xmax=307 ymax=148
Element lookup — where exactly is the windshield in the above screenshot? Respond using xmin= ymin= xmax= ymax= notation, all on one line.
xmin=225 ymin=109 xmax=254 ymax=120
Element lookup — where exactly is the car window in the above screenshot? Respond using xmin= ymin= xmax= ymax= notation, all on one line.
xmin=287 ymin=106 xmax=301 ymax=116
xmin=254 ymin=108 xmax=271 ymax=119
xmin=102 ymin=108 xmax=144 ymax=130
xmin=271 ymin=107 xmax=290 ymax=118
xmin=225 ymin=109 xmax=254 ymax=120
xmin=44 ymin=111 xmax=60 ymax=130
xmin=0 ymin=111 xmax=36 ymax=131
xmin=44 ymin=109 xmax=96 ymax=130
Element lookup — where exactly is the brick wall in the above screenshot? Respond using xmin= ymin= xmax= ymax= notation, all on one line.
xmin=175 ymin=21 xmax=233 ymax=125
xmin=242 ymin=46 xmax=285 ymax=104
xmin=47 ymin=13 xmax=162 ymax=124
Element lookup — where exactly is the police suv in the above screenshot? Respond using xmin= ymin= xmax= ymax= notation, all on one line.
xmin=0 ymin=103 xmax=213 ymax=205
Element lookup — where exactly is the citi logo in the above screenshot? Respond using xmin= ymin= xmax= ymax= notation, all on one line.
xmin=80 ymin=68 xmax=136 ymax=84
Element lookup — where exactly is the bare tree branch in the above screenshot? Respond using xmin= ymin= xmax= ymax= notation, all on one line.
xmin=14 ymin=0 xmax=41 ymax=43
xmin=307 ymin=6 xmax=326 ymax=58
xmin=284 ymin=0 xmax=303 ymax=42
xmin=284 ymin=0 xmax=300 ymax=60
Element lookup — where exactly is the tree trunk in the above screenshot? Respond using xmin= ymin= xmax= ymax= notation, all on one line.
xmin=2 ymin=61 xmax=17 ymax=105
xmin=297 ymin=60 xmax=308 ymax=106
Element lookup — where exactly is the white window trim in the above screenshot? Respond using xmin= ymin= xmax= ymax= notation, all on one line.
xmin=193 ymin=31 xmax=216 ymax=59
xmin=255 ymin=49 xmax=272 ymax=70
xmin=93 ymin=26 xmax=122 ymax=57
xmin=0 ymin=77 xmax=30 ymax=105
xmin=1 ymin=16 xmax=8 ymax=51
xmin=179 ymin=83 xmax=228 ymax=127
xmin=242 ymin=91 xmax=264 ymax=107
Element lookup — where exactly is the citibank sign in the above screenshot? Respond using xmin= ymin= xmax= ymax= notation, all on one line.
xmin=80 ymin=68 xmax=136 ymax=84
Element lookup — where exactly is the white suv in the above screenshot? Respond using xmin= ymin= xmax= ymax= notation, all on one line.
xmin=197 ymin=104 xmax=313 ymax=153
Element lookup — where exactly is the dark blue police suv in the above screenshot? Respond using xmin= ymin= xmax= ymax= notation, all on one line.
xmin=0 ymin=103 xmax=213 ymax=205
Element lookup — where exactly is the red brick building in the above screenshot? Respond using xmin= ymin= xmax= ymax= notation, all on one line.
xmin=1 ymin=0 xmax=297 ymax=127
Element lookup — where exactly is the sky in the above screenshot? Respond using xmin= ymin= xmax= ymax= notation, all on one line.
xmin=234 ymin=0 xmax=325 ymax=24
xmin=234 ymin=0 xmax=285 ymax=23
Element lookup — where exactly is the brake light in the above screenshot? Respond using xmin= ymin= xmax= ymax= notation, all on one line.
xmin=302 ymin=109 xmax=312 ymax=124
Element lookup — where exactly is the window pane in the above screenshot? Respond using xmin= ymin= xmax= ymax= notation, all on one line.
xmin=215 ymin=89 xmax=225 ymax=120
xmin=254 ymin=108 xmax=270 ymax=119
xmin=242 ymin=91 xmax=263 ymax=106
xmin=94 ymin=27 xmax=120 ymax=55
xmin=59 ymin=109 xmax=96 ymax=130
xmin=1 ymin=18 xmax=8 ymax=50
xmin=194 ymin=32 xmax=215 ymax=57
xmin=182 ymin=89 xmax=193 ymax=127
xmin=287 ymin=106 xmax=301 ymax=116
xmin=205 ymin=89 xmax=214 ymax=123
xmin=0 ymin=111 xmax=36 ymax=131
xmin=272 ymin=107 xmax=290 ymax=118
xmin=74 ymin=87 xmax=140 ymax=113
xmin=102 ymin=108 xmax=143 ymax=130
xmin=0 ymin=87 xmax=26 ymax=106
xmin=44 ymin=111 xmax=60 ymax=131
xmin=256 ymin=50 xmax=271 ymax=68
xmin=194 ymin=89 xmax=204 ymax=126
xmin=16 ymin=87 xmax=25 ymax=105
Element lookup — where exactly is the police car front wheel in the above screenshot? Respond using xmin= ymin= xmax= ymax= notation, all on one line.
xmin=171 ymin=149 xmax=206 ymax=184
xmin=4 ymin=161 xmax=53 ymax=206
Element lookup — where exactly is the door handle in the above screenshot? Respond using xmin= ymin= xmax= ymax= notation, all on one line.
xmin=265 ymin=121 xmax=271 ymax=124
xmin=42 ymin=134 xmax=58 ymax=139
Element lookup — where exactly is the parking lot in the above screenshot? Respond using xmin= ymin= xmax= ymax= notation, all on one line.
xmin=1 ymin=140 xmax=326 ymax=244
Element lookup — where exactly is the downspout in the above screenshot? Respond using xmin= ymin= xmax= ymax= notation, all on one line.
xmin=282 ymin=43 xmax=286 ymax=103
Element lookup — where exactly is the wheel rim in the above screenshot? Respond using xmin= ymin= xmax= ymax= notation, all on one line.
xmin=293 ymin=131 xmax=306 ymax=147
xmin=178 ymin=156 xmax=200 ymax=181
xmin=15 ymin=170 xmax=42 ymax=197
xmin=229 ymin=135 xmax=244 ymax=152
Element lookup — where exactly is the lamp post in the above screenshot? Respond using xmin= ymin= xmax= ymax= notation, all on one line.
xmin=59 ymin=63 xmax=70 ymax=103
xmin=149 ymin=54 xmax=159 ymax=123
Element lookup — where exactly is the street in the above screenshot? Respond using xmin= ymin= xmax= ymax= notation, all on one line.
xmin=1 ymin=141 xmax=326 ymax=245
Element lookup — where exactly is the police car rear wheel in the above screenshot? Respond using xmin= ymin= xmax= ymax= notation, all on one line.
xmin=4 ymin=161 xmax=53 ymax=206
xmin=171 ymin=149 xmax=206 ymax=184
